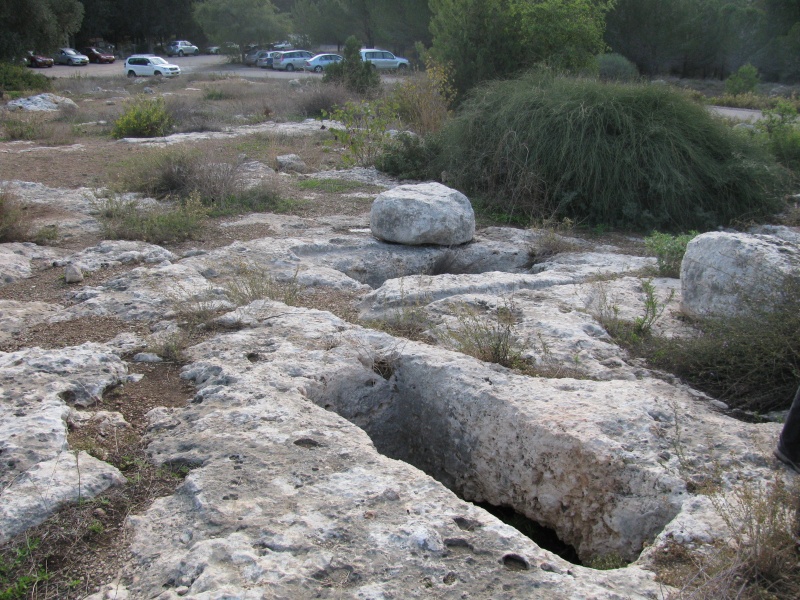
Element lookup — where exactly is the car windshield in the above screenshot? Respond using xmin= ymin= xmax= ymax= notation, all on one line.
xmin=64 ymin=49 xmax=78 ymax=55
xmin=151 ymin=57 xmax=168 ymax=65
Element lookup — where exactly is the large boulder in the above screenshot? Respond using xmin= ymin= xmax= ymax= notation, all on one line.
xmin=681 ymin=231 xmax=800 ymax=317
xmin=370 ymin=182 xmax=475 ymax=246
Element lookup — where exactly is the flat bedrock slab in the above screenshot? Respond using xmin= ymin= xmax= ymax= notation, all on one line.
xmin=0 ymin=451 xmax=124 ymax=544
xmin=370 ymin=182 xmax=475 ymax=246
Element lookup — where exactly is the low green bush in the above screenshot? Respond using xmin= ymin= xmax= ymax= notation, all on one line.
xmin=325 ymin=99 xmax=399 ymax=167
xmin=596 ymin=53 xmax=638 ymax=82
xmin=430 ymin=73 xmax=783 ymax=231
xmin=111 ymin=95 xmax=173 ymax=139
xmin=0 ymin=62 xmax=52 ymax=92
xmin=645 ymin=231 xmax=699 ymax=278
xmin=725 ymin=64 xmax=759 ymax=96
xmin=375 ymin=132 xmax=433 ymax=180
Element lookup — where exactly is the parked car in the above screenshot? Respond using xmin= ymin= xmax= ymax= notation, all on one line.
xmin=165 ymin=41 xmax=199 ymax=57
xmin=256 ymin=51 xmax=282 ymax=69
xmin=207 ymin=42 xmax=239 ymax=55
xmin=272 ymin=50 xmax=313 ymax=72
xmin=273 ymin=41 xmax=293 ymax=50
xmin=124 ymin=55 xmax=181 ymax=78
xmin=244 ymin=49 xmax=271 ymax=66
xmin=53 ymin=48 xmax=89 ymax=66
xmin=27 ymin=51 xmax=53 ymax=68
xmin=304 ymin=53 xmax=343 ymax=73
xmin=81 ymin=47 xmax=115 ymax=64
xmin=359 ymin=49 xmax=409 ymax=71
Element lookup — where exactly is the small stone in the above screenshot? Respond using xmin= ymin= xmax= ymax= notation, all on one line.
xmin=175 ymin=587 xmax=190 ymax=596
xmin=132 ymin=352 xmax=163 ymax=363
xmin=65 ymin=264 xmax=84 ymax=283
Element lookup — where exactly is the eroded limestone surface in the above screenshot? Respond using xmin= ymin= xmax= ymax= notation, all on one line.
xmin=0 ymin=179 xmax=791 ymax=599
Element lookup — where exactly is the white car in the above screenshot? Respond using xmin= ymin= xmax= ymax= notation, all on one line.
xmin=272 ymin=50 xmax=313 ymax=72
xmin=359 ymin=49 xmax=409 ymax=71
xmin=124 ymin=55 xmax=181 ymax=78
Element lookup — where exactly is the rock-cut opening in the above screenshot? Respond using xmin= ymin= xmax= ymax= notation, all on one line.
xmin=308 ymin=351 xmax=681 ymax=565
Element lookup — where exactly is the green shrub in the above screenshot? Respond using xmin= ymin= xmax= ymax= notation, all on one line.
xmin=111 ymin=95 xmax=173 ymax=139
xmin=725 ymin=64 xmax=760 ymax=96
xmin=432 ymin=73 xmax=783 ymax=231
xmin=645 ymin=231 xmax=699 ymax=278
xmin=0 ymin=63 xmax=52 ymax=92
xmin=96 ymin=195 xmax=207 ymax=243
xmin=323 ymin=36 xmax=380 ymax=95
xmin=325 ymin=98 xmax=399 ymax=167
xmin=375 ymin=132 xmax=433 ymax=180
xmin=596 ymin=53 xmax=638 ymax=82
xmin=759 ymin=100 xmax=800 ymax=171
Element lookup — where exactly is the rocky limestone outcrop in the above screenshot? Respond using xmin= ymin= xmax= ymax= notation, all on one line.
xmin=0 ymin=178 xmax=794 ymax=599
xmin=681 ymin=230 xmax=800 ymax=316
xmin=370 ymin=182 xmax=475 ymax=246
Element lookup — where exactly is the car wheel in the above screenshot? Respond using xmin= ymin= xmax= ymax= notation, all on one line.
xmin=127 ymin=70 xmax=136 ymax=78
xmin=397 ymin=63 xmax=408 ymax=72
xmin=154 ymin=71 xmax=163 ymax=77
xmin=179 ymin=50 xmax=184 ymax=57
xmin=286 ymin=64 xmax=294 ymax=72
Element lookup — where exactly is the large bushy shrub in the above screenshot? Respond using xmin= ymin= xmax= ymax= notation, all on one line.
xmin=596 ymin=53 xmax=638 ymax=82
xmin=430 ymin=73 xmax=783 ymax=230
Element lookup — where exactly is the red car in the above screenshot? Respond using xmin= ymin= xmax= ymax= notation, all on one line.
xmin=81 ymin=47 xmax=116 ymax=64
xmin=27 ymin=52 xmax=54 ymax=68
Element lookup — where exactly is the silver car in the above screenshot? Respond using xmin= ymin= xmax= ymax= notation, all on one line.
xmin=272 ymin=50 xmax=313 ymax=72
xmin=359 ymin=49 xmax=409 ymax=71
xmin=53 ymin=48 xmax=89 ymax=66
xmin=165 ymin=41 xmax=199 ymax=57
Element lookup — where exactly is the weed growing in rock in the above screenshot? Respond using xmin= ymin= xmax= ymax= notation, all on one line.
xmin=223 ymin=263 xmax=302 ymax=307
xmin=593 ymin=279 xmax=674 ymax=347
xmin=645 ymin=231 xmax=699 ymax=278
xmin=111 ymin=95 xmax=173 ymax=139
xmin=436 ymin=297 xmax=525 ymax=368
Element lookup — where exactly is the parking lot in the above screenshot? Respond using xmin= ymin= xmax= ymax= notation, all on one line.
xmin=44 ymin=54 xmax=320 ymax=80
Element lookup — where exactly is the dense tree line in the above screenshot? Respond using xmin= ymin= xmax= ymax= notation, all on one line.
xmin=1 ymin=0 xmax=799 ymax=84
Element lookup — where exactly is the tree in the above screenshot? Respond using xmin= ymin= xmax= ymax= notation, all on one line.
xmin=193 ymin=0 xmax=290 ymax=61
xmin=0 ymin=0 xmax=85 ymax=61
xmin=509 ymin=0 xmax=614 ymax=71
xmin=428 ymin=0 xmax=523 ymax=99
xmin=429 ymin=0 xmax=611 ymax=99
